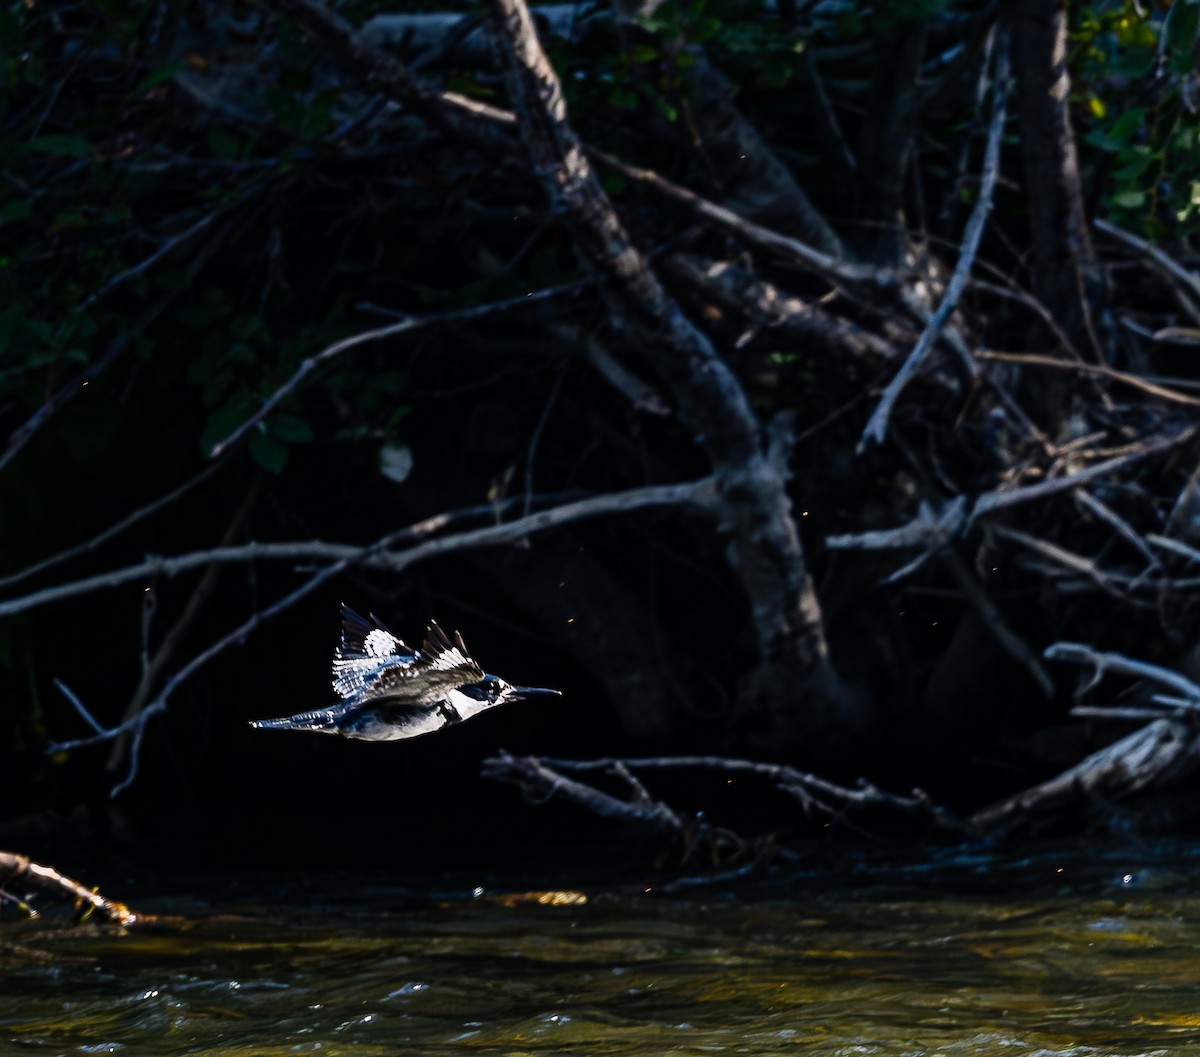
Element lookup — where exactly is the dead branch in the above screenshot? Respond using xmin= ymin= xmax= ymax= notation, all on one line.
xmin=495 ymin=753 xmax=959 ymax=829
xmin=272 ymin=0 xmax=516 ymax=146
xmin=1044 ymin=641 xmax=1200 ymax=704
xmin=0 ymin=852 xmax=136 ymax=925
xmin=967 ymin=626 xmax=1200 ymax=833
xmin=826 ymin=428 xmax=1197 ymax=557
xmin=991 ymin=523 xmax=1127 ymax=599
xmin=0 ymin=458 xmax=228 ymax=592
xmin=210 ymin=279 xmax=591 ymax=458
xmin=588 ymin=147 xmax=885 ymax=287
xmin=858 ymin=27 xmax=1008 ymax=450
xmin=971 ymin=718 xmax=1200 ymax=830
xmin=105 ymin=478 xmax=262 ymax=776
xmin=1095 ymin=217 xmax=1200 ymax=326
xmin=0 ymin=480 xmax=714 ymax=619
xmin=974 ymin=350 xmax=1200 ymax=409
xmin=482 ymin=751 xmax=685 ymax=835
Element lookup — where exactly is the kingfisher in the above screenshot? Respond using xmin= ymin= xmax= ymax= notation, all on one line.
xmin=250 ymin=604 xmax=561 ymax=741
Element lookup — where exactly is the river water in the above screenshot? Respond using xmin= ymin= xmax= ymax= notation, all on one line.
xmin=3 ymin=846 xmax=1200 ymax=1056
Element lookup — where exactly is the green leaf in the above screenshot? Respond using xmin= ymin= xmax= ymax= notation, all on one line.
xmin=26 ymin=135 xmax=92 ymax=156
xmin=0 ymin=199 xmax=30 ymax=223
xmin=250 ymin=428 xmax=289 ymax=474
xmin=1105 ymin=107 xmax=1147 ymax=147
xmin=200 ymin=397 xmax=252 ymax=454
xmin=207 ymin=126 xmax=242 ymax=160
xmin=1112 ymin=189 xmax=1146 ymax=209
xmin=135 ymin=61 xmax=185 ymax=94
xmin=273 ymin=414 xmax=314 ymax=443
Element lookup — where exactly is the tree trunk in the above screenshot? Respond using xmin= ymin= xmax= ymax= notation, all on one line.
xmin=482 ymin=0 xmax=868 ymax=748
xmin=1012 ymin=0 xmax=1106 ymax=353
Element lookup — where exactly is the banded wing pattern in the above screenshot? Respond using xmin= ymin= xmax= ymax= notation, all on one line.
xmin=330 ymin=605 xmax=417 ymax=700
xmin=365 ymin=621 xmax=484 ymax=706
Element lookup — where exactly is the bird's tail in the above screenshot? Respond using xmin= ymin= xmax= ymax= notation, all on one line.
xmin=249 ymin=709 xmax=340 ymax=734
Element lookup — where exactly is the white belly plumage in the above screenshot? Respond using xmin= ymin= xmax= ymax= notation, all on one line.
xmin=340 ymin=707 xmax=455 ymax=741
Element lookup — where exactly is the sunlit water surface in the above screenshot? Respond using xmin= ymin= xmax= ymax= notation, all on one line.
xmin=4 ymin=852 xmax=1200 ymax=1056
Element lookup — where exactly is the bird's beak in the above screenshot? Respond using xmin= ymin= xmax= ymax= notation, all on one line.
xmin=510 ymin=686 xmax=563 ymax=700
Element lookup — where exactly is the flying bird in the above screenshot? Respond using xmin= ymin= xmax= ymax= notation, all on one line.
xmin=250 ymin=604 xmax=561 ymax=741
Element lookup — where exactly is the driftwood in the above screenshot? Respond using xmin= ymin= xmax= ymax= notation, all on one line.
xmin=0 ymin=852 xmax=137 ymax=925
xmin=970 ymin=719 xmax=1200 ymax=830
xmin=971 ymin=643 xmax=1200 ymax=830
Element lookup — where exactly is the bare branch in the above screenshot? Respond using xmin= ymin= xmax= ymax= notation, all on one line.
xmin=481 ymin=750 xmax=686 ymax=835
xmin=1044 ymin=641 xmax=1200 ymax=703
xmin=0 ymin=459 xmax=227 ymax=592
xmin=971 ymin=718 xmax=1200 ymax=831
xmin=588 ymin=147 xmax=885 ymax=287
xmin=80 ymin=210 xmax=226 ymax=311
xmin=0 ymin=851 xmax=137 ymax=925
xmin=1096 ymin=216 xmax=1200 ymax=326
xmin=209 ymin=280 xmax=592 ymax=458
xmin=2 ymin=481 xmax=714 ymax=619
xmin=974 ymin=349 xmax=1200 ymax=409
xmin=858 ymin=27 xmax=1009 ymax=450
xmin=535 ymin=754 xmax=958 ymax=826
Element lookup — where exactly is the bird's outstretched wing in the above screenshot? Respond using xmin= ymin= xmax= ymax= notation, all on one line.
xmin=331 ymin=604 xmax=417 ymax=700
xmin=365 ymin=620 xmax=485 ymax=706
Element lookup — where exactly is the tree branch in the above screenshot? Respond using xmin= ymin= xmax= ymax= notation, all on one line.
xmin=858 ymin=26 xmax=1008 ymax=450
xmin=0 ymin=851 xmax=137 ymax=925
xmin=1 ymin=481 xmax=713 ymax=620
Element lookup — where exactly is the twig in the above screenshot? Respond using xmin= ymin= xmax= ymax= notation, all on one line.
xmin=826 ymin=428 xmax=1194 ymax=555
xmin=858 ymin=26 xmax=1008 ymax=450
xmin=79 ymin=210 xmax=226 ymax=311
xmin=1147 ymin=533 xmax=1200 ymax=565
xmin=209 ymin=280 xmax=591 ymax=458
xmin=1095 ymin=217 xmax=1200 ymax=326
xmin=587 ymin=147 xmax=885 ymax=288
xmin=1044 ymin=641 xmax=1200 ymax=702
xmin=973 ymin=430 xmax=1196 ymax=517
xmin=0 ymin=459 xmax=227 ymax=591
xmin=1075 ymin=489 xmax=1160 ymax=569
xmin=942 ymin=548 xmax=1053 ymax=697
xmin=991 ymin=524 xmax=1126 ymax=599
xmin=54 ymin=679 xmax=105 ymax=735
xmin=974 ymin=349 xmax=1200 ymax=409
xmin=0 ymin=337 xmax=129 ymax=474
xmin=106 ymin=477 xmax=262 ymax=775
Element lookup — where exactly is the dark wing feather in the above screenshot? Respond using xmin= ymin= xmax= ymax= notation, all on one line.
xmin=364 ymin=620 xmax=484 ymax=706
xmin=331 ymin=603 xmax=417 ymax=700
